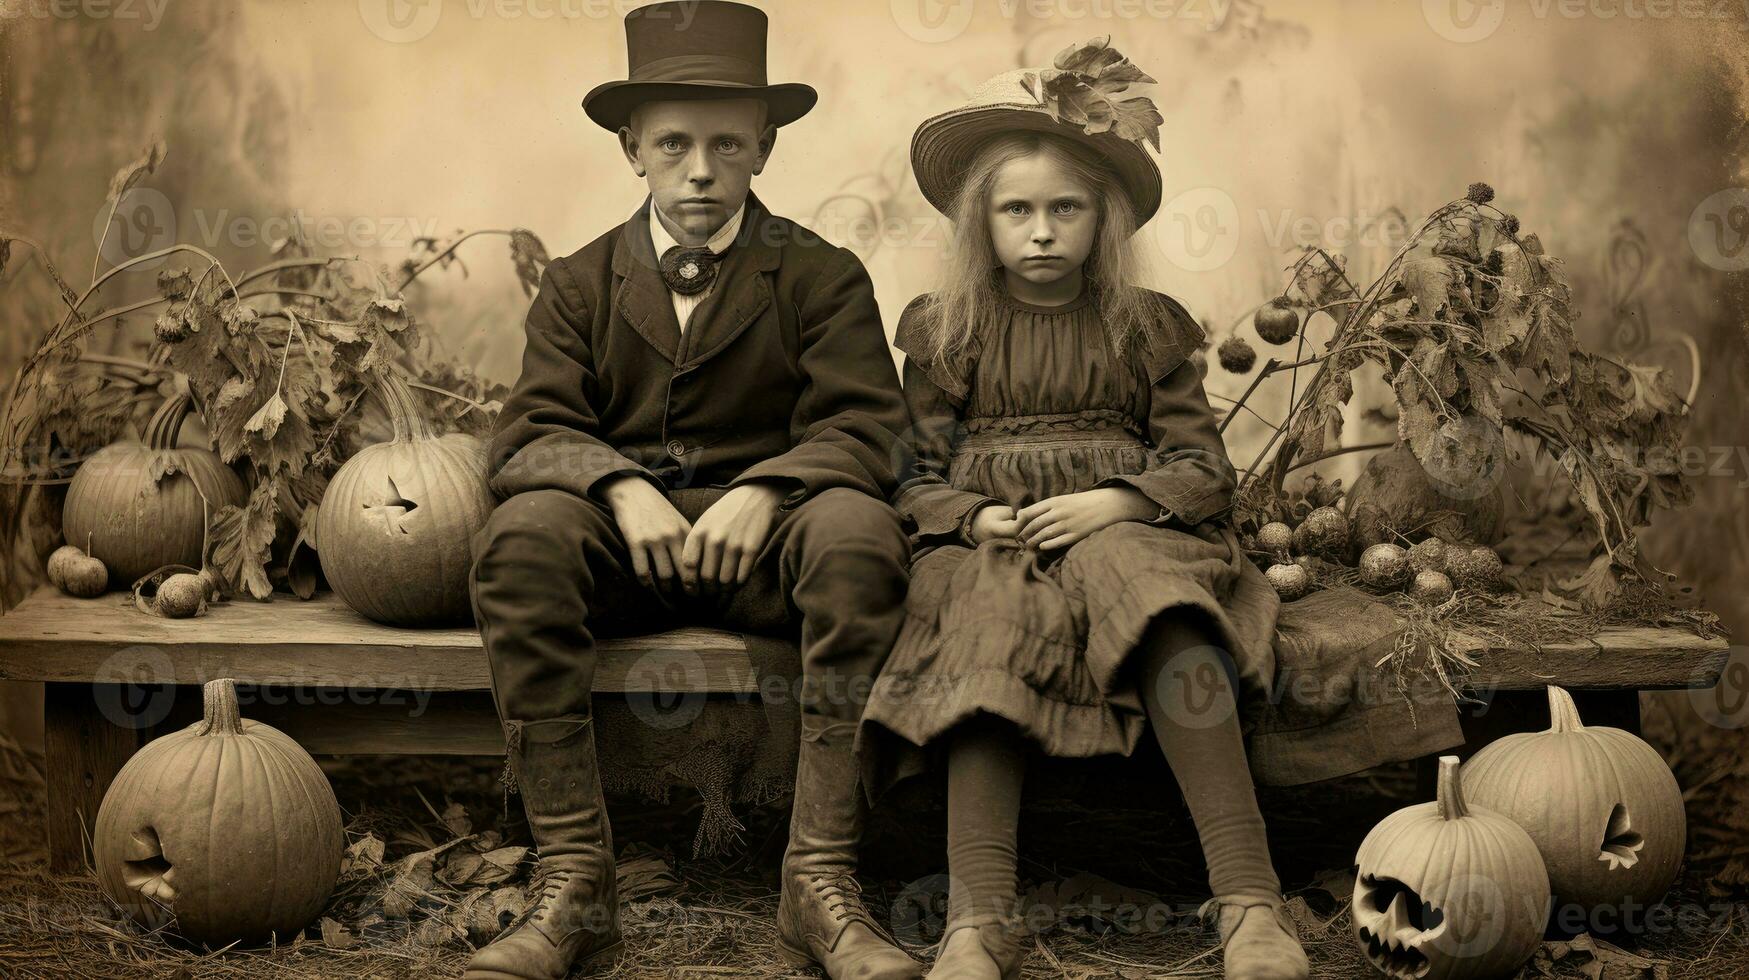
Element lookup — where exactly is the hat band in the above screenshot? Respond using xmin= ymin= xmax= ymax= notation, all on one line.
xmin=629 ymin=53 xmax=766 ymax=87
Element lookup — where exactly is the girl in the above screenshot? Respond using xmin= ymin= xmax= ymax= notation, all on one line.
xmin=855 ymin=43 xmax=1310 ymax=980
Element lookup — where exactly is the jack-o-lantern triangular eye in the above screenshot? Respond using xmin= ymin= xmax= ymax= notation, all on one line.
xmin=364 ymin=475 xmax=418 ymax=534
xmin=1598 ymin=803 xmax=1644 ymax=870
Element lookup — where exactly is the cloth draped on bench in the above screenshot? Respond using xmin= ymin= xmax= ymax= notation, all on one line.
xmin=1244 ymin=584 xmax=1465 ymax=785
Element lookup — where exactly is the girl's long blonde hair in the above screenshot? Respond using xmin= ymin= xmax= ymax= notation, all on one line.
xmin=914 ymin=130 xmax=1158 ymax=366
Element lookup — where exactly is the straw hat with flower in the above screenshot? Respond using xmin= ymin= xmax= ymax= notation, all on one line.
xmin=911 ymin=37 xmax=1166 ymax=226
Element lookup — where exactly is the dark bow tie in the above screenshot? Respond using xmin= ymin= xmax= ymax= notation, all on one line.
xmin=659 ymin=245 xmax=721 ymax=296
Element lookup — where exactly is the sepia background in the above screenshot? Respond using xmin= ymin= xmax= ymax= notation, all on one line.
xmin=2 ymin=0 xmax=1748 ymax=961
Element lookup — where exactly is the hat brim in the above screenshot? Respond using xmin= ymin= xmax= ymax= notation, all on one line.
xmin=911 ymin=105 xmax=1162 ymax=227
xmin=583 ymin=80 xmax=817 ymax=131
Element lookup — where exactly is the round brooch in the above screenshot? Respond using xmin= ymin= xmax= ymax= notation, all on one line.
xmin=659 ymin=245 xmax=720 ymax=296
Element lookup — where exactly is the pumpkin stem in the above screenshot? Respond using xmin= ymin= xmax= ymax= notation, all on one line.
xmin=1546 ymin=685 xmax=1585 ymax=733
xmin=1435 ymin=755 xmax=1468 ymax=821
xmin=374 ymin=371 xmax=434 ymax=443
xmin=144 ymin=393 xmax=193 ymax=451
xmin=197 ymin=678 xmax=245 ymax=736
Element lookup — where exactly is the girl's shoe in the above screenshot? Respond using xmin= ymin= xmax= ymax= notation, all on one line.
xmin=925 ymin=920 xmax=1025 ymax=980
xmin=1197 ymin=895 xmax=1310 ymax=980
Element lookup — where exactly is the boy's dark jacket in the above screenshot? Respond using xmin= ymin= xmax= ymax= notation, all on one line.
xmin=485 ymin=193 xmax=910 ymax=510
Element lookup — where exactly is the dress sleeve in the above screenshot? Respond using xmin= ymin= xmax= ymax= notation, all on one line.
xmin=890 ymin=297 xmax=1002 ymax=546
xmin=1095 ymin=294 xmax=1236 ymax=527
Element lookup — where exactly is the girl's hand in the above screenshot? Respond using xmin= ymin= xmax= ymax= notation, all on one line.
xmin=968 ymin=503 xmax=1023 ymax=544
xmin=1016 ymin=487 xmax=1159 ymax=551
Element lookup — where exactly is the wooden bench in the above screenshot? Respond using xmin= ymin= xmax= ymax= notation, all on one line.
xmin=0 ymin=584 xmax=1732 ymax=872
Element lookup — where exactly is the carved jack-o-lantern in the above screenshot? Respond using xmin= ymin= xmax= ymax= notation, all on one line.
xmin=1352 ymin=756 xmax=1550 ymax=979
xmin=316 ymin=373 xmax=491 ymax=625
xmin=93 ymin=679 xmax=343 ymax=946
xmin=1460 ymin=686 xmax=1685 ymax=921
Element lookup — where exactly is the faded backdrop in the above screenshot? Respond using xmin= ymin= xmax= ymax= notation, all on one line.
xmin=1 ymin=0 xmax=1747 ymax=745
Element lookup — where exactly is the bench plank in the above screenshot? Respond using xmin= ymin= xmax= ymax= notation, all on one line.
xmin=0 ymin=586 xmax=761 ymax=693
xmin=0 ymin=586 xmax=1729 ymax=693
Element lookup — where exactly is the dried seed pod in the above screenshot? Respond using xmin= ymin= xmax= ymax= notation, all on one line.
xmin=1257 ymin=522 xmax=1294 ymax=558
xmin=1411 ymin=570 xmax=1455 ymax=604
xmin=1448 ymin=546 xmax=1504 ymax=592
xmin=1266 ymin=563 xmax=1311 ymax=601
xmin=1408 ymin=537 xmax=1449 ymax=575
xmin=1217 ymin=336 xmax=1256 ymax=374
xmin=1293 ymin=506 xmax=1351 ymax=563
xmin=1358 ymin=543 xmax=1411 ymax=591
xmin=157 ymin=574 xmax=208 ymax=618
xmin=1253 ymin=296 xmax=1300 ymax=345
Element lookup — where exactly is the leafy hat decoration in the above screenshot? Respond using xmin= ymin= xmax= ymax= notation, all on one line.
xmin=1021 ymin=37 xmax=1163 ymax=152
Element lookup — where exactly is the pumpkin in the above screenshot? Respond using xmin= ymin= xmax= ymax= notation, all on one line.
xmin=316 ymin=372 xmax=491 ymax=625
xmin=1346 ymin=444 xmax=1504 ymax=552
xmin=1353 ymin=756 xmax=1549 ymax=980
xmin=93 ymin=678 xmax=342 ymax=946
xmin=62 ymin=393 xmax=247 ymax=586
xmin=1460 ymin=686 xmax=1685 ymax=924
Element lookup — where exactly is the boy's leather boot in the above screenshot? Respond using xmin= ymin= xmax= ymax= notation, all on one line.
xmin=464 ymin=717 xmax=624 ymax=980
xmin=776 ymin=717 xmax=924 ymax=980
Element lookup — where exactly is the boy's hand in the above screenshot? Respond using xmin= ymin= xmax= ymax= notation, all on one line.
xmin=968 ymin=503 xmax=1022 ymax=544
xmin=1016 ymin=487 xmax=1159 ymax=551
xmin=682 ymin=482 xmax=787 ymax=593
xmin=601 ymin=475 xmax=692 ymax=592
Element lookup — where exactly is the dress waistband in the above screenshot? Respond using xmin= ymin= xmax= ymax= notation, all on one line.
xmin=959 ymin=411 xmax=1144 ymax=453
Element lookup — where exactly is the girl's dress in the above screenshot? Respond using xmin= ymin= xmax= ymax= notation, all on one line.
xmin=856 ymin=285 xmax=1282 ymax=798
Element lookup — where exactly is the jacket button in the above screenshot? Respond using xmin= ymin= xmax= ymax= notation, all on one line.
xmin=666 ymin=439 xmax=686 ymax=458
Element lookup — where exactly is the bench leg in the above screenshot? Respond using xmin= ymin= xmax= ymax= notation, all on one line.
xmin=1415 ymin=689 xmax=1642 ymax=797
xmin=43 ymin=683 xmax=149 ymax=874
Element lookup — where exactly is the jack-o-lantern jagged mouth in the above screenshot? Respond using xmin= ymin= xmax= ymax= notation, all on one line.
xmin=119 ymin=827 xmax=176 ymax=907
xmin=1356 ymin=875 xmax=1443 ymax=979
xmin=1599 ymin=802 xmax=1645 ymax=870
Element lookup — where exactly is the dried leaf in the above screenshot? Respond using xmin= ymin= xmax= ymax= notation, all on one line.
xmin=509 ymin=229 xmax=549 ymax=297
xmin=341 ymin=833 xmax=386 ymax=878
xmin=1399 ymin=250 xmax=1456 ymax=321
xmin=157 ymin=267 xmax=195 ymax=301
xmin=1025 ymin=36 xmax=1162 ymax=151
xmin=1556 ymin=551 xmax=1624 ymax=610
xmin=208 ymin=479 xmax=280 ymax=600
xmin=318 ymin=916 xmax=358 ymax=950
xmin=146 ymin=451 xmax=182 ymax=486
xmin=440 ymin=800 xmax=472 ymax=838
xmin=614 ymin=843 xmax=679 ymax=900
xmin=285 ymin=503 xmax=321 ymax=601
xmin=244 ymin=391 xmax=287 ymax=441
xmin=106 ymin=139 xmax=167 ymax=209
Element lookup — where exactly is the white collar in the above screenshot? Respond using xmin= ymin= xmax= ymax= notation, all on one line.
xmin=649 ymin=199 xmax=746 ymax=261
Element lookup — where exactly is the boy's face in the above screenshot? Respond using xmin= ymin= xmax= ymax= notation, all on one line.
xmin=620 ymin=98 xmax=774 ymax=245
xmin=986 ymin=152 xmax=1098 ymax=287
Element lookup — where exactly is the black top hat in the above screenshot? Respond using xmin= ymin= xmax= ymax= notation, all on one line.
xmin=582 ymin=0 xmax=817 ymax=131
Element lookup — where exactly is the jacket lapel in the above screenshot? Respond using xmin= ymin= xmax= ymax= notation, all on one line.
xmin=676 ymin=192 xmax=783 ymax=370
xmin=610 ymin=200 xmax=683 ymax=363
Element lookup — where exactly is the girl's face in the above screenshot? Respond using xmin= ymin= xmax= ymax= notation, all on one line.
xmin=986 ymin=151 xmax=1098 ymax=287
